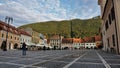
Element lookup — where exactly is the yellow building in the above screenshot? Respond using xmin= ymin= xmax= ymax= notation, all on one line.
xmin=0 ymin=21 xmax=20 ymax=50
xmin=23 ymin=27 xmax=40 ymax=44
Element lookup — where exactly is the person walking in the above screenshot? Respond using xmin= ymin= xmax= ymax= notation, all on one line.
xmin=22 ymin=42 xmax=27 ymax=55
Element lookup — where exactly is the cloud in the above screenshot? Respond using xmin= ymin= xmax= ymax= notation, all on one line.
xmin=69 ymin=0 xmax=100 ymax=19
xmin=0 ymin=0 xmax=66 ymax=26
xmin=0 ymin=0 xmax=100 ymax=27
xmin=0 ymin=3 xmax=2 ymax=5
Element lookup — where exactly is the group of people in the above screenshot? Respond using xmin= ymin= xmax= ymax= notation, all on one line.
xmin=1 ymin=41 xmax=48 ymax=56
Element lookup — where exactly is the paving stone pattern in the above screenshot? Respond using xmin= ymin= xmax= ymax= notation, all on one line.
xmin=0 ymin=50 xmax=120 ymax=68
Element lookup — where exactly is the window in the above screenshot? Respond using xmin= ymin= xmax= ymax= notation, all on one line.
xmin=105 ymin=20 xmax=109 ymax=30
xmin=107 ymin=38 xmax=110 ymax=47
xmin=111 ymin=7 xmax=115 ymax=21
xmin=15 ymin=37 xmax=16 ymax=40
xmin=112 ymin=34 xmax=115 ymax=46
xmin=20 ymin=38 xmax=22 ymax=41
xmin=11 ymin=36 xmax=12 ymax=39
xmin=3 ymin=26 xmax=7 ymax=30
xmin=109 ymin=14 xmax=112 ymax=24
xmin=2 ymin=33 xmax=4 ymax=38
xmin=17 ymin=38 xmax=19 ymax=40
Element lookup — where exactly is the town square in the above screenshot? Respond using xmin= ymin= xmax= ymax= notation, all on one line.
xmin=0 ymin=50 xmax=120 ymax=68
xmin=0 ymin=0 xmax=120 ymax=68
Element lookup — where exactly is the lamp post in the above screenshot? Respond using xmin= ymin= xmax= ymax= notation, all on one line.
xmin=70 ymin=20 xmax=73 ymax=38
xmin=70 ymin=20 xmax=73 ymax=50
xmin=4 ymin=16 xmax=13 ymax=51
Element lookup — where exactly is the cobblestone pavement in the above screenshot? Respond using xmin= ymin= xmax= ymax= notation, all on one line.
xmin=0 ymin=49 xmax=120 ymax=68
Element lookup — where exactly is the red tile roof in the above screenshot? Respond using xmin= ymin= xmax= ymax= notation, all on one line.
xmin=19 ymin=29 xmax=31 ymax=37
xmin=83 ymin=37 xmax=93 ymax=42
xmin=83 ymin=35 xmax=102 ymax=42
xmin=0 ymin=21 xmax=20 ymax=35
xmin=73 ymin=38 xmax=84 ymax=43
xmin=0 ymin=20 xmax=31 ymax=37
xmin=73 ymin=38 xmax=79 ymax=43
xmin=62 ymin=38 xmax=73 ymax=43
xmin=50 ymin=35 xmax=60 ymax=39
xmin=95 ymin=35 xmax=101 ymax=41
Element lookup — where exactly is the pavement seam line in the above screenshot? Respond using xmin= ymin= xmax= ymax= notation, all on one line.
xmin=63 ymin=53 xmax=87 ymax=68
xmin=0 ymin=61 xmax=42 ymax=68
xmin=31 ymin=52 xmax=78 ymax=66
xmin=75 ymin=62 xmax=103 ymax=65
xmin=0 ymin=61 xmax=25 ymax=66
xmin=97 ymin=52 xmax=111 ymax=68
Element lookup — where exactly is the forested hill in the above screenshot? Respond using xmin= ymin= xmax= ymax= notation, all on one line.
xmin=18 ymin=16 xmax=101 ymax=38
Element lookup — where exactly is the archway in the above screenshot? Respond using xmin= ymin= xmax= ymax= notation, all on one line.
xmin=1 ymin=41 xmax=6 ymax=50
xmin=14 ymin=43 xmax=18 ymax=49
xmin=8 ymin=42 xmax=14 ymax=50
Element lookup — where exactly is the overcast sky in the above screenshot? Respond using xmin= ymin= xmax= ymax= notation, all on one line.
xmin=0 ymin=0 xmax=100 ymax=27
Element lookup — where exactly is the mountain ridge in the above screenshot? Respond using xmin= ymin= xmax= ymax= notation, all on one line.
xmin=18 ymin=16 xmax=101 ymax=38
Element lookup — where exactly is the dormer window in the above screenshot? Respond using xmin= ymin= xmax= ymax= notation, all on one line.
xmin=3 ymin=26 xmax=7 ymax=30
xmin=11 ymin=35 xmax=12 ymax=39
xmin=2 ymin=33 xmax=4 ymax=38
xmin=10 ymin=28 xmax=12 ymax=31
xmin=15 ymin=37 xmax=16 ymax=40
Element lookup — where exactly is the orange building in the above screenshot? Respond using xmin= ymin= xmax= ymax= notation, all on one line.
xmin=73 ymin=38 xmax=84 ymax=49
xmin=62 ymin=38 xmax=73 ymax=49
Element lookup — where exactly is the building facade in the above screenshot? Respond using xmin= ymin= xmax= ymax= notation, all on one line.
xmin=83 ymin=37 xmax=97 ymax=49
xmin=73 ymin=38 xmax=84 ymax=49
xmin=0 ymin=21 xmax=20 ymax=50
xmin=49 ymin=35 xmax=61 ymax=49
xmin=94 ymin=35 xmax=102 ymax=48
xmin=98 ymin=0 xmax=120 ymax=54
xmin=23 ymin=27 xmax=40 ymax=44
xmin=84 ymin=43 xmax=96 ymax=49
xmin=19 ymin=29 xmax=32 ymax=47
xmin=62 ymin=38 xmax=73 ymax=49
xmin=62 ymin=37 xmax=98 ymax=49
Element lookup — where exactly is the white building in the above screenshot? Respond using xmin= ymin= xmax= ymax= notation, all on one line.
xmin=19 ymin=29 xmax=32 ymax=47
xmin=50 ymin=35 xmax=61 ymax=49
xmin=84 ymin=43 xmax=96 ymax=49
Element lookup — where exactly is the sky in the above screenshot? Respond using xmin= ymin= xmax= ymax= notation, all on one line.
xmin=0 ymin=0 xmax=100 ymax=27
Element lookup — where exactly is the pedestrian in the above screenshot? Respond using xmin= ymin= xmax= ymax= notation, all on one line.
xmin=43 ymin=46 xmax=46 ymax=51
xmin=22 ymin=42 xmax=27 ymax=55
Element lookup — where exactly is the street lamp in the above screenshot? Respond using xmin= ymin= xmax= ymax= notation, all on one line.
xmin=3 ymin=16 xmax=13 ymax=51
xmin=70 ymin=20 xmax=73 ymax=50
xmin=70 ymin=20 xmax=73 ymax=38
